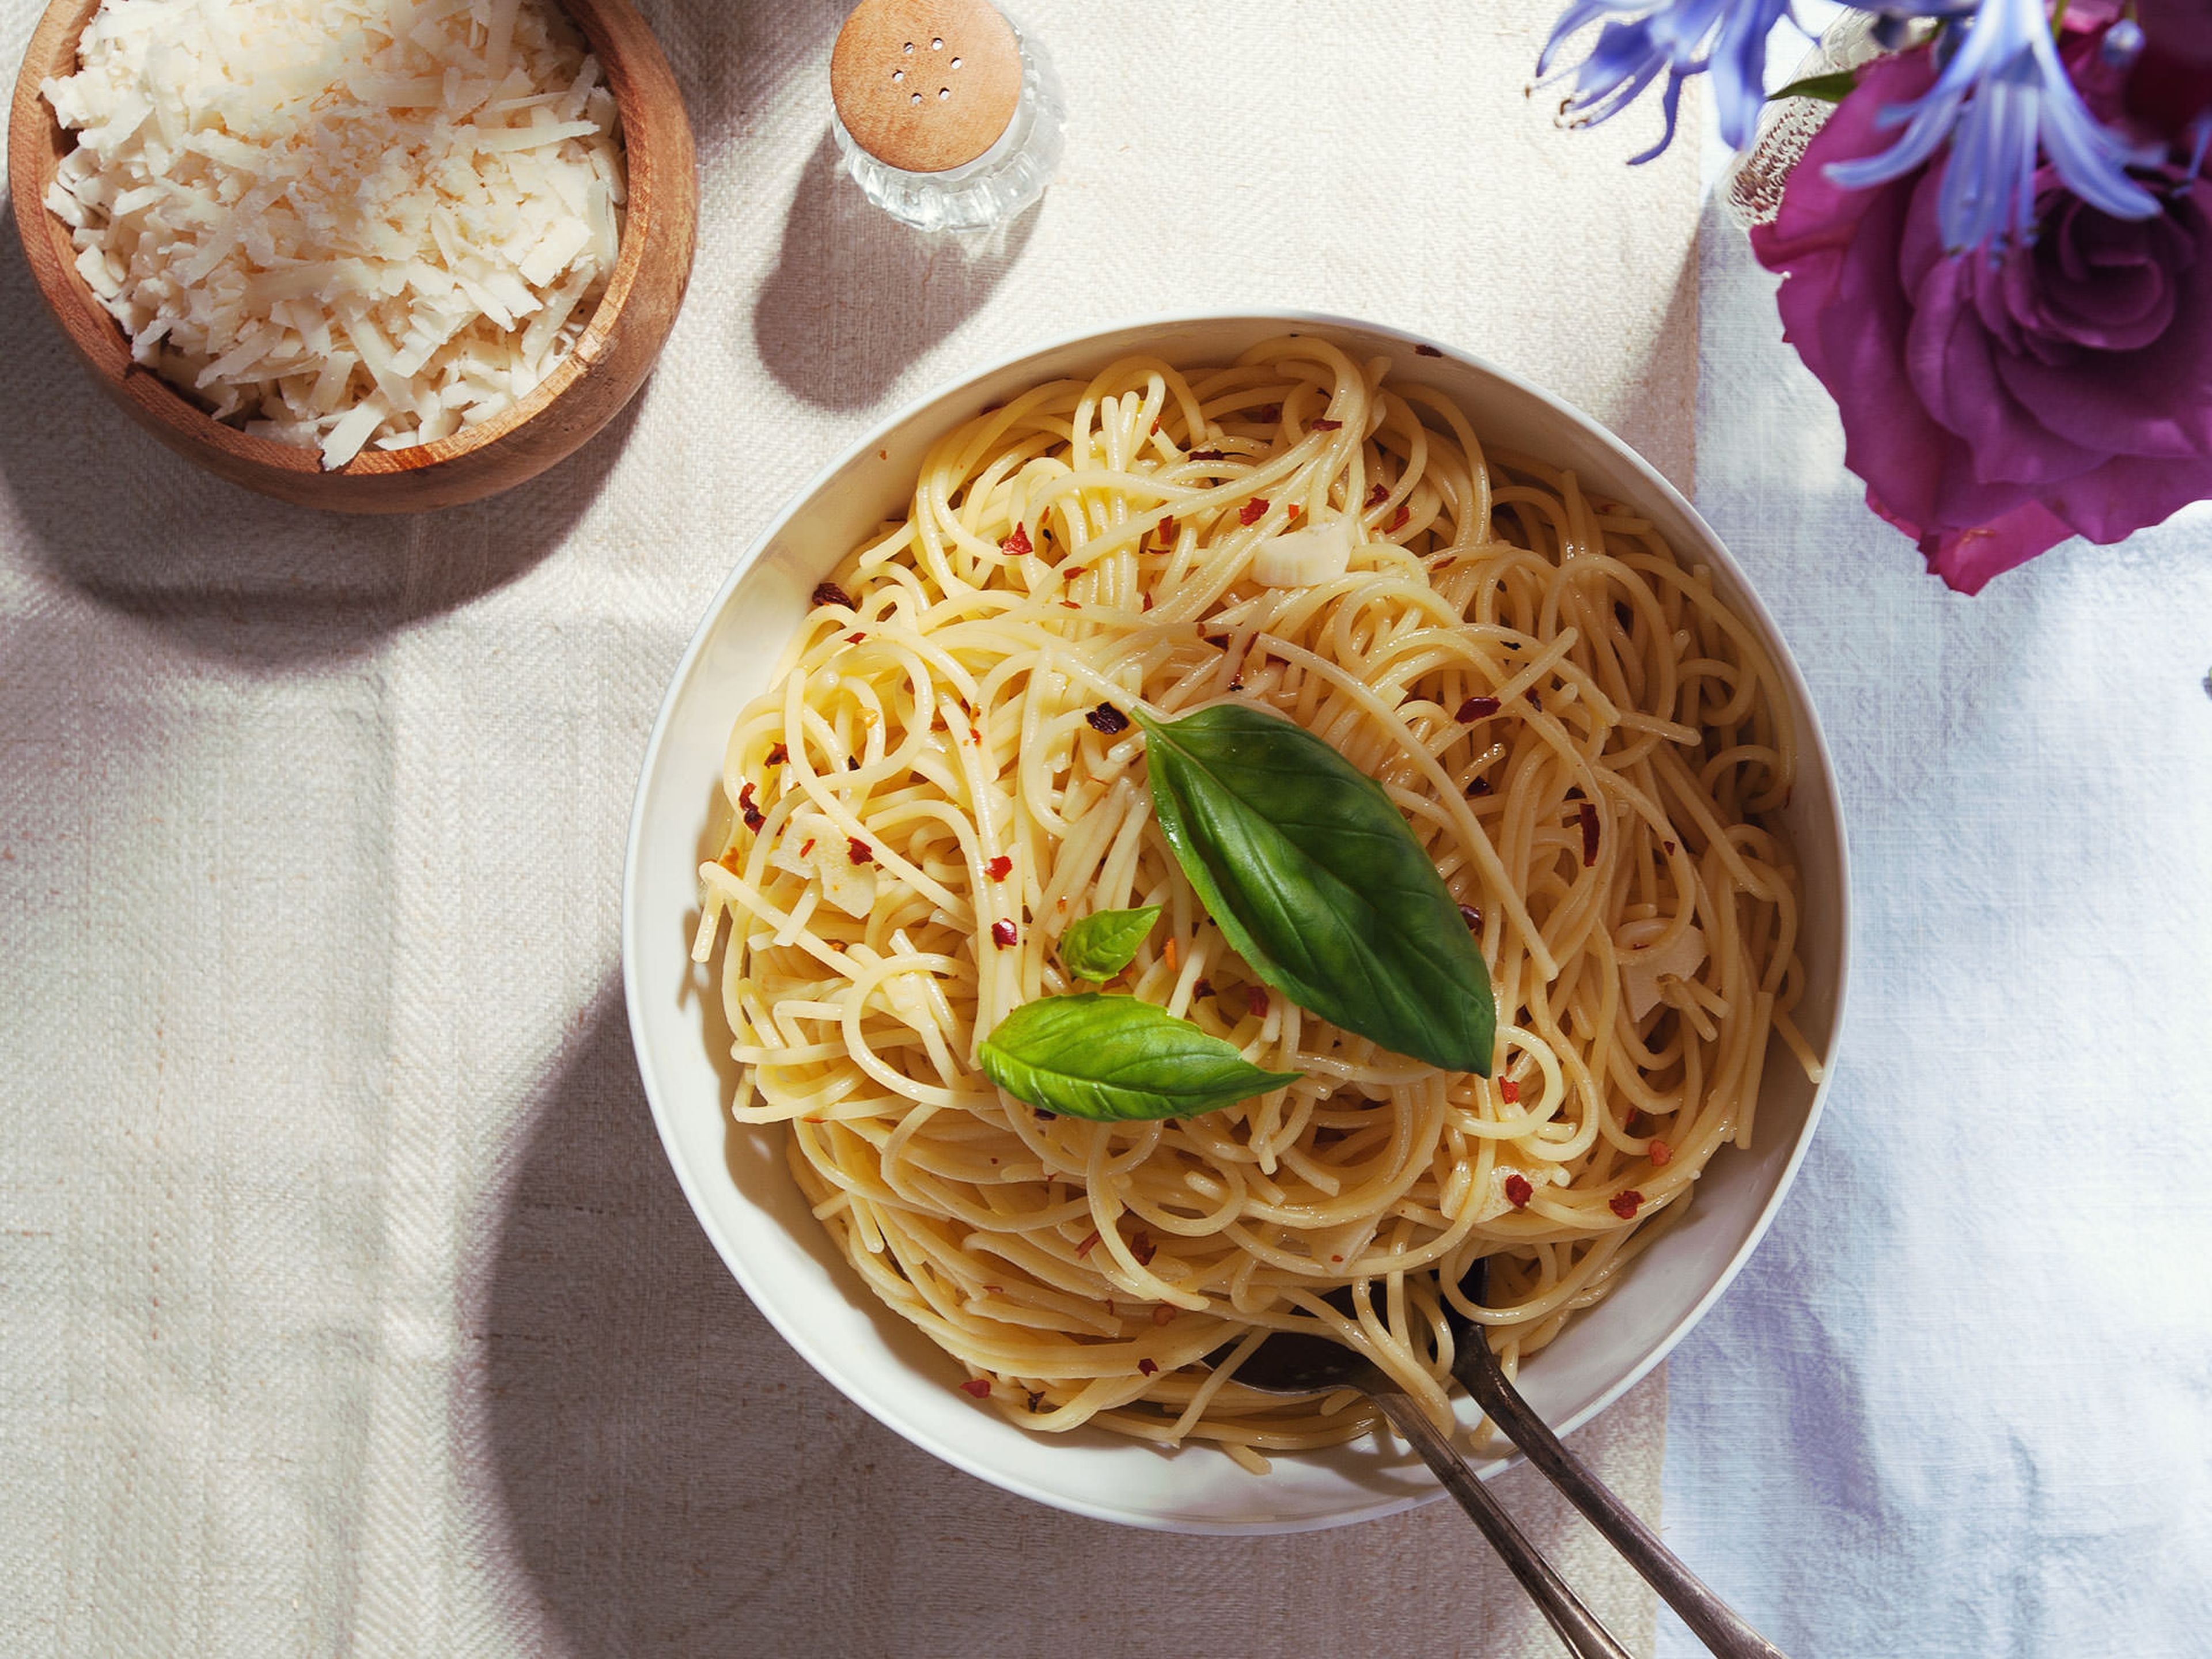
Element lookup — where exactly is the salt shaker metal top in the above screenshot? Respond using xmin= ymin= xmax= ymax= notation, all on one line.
xmin=829 ymin=0 xmax=1063 ymax=233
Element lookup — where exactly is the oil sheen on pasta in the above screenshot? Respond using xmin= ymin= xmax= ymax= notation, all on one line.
xmin=694 ymin=336 xmax=1815 ymax=1473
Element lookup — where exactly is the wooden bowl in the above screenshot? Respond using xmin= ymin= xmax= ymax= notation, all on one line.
xmin=7 ymin=0 xmax=697 ymax=513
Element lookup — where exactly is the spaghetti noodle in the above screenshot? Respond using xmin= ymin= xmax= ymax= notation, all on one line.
xmin=694 ymin=335 xmax=1815 ymax=1471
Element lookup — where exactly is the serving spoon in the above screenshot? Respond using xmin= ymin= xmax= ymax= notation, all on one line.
xmin=1228 ymin=1268 xmax=1787 ymax=1659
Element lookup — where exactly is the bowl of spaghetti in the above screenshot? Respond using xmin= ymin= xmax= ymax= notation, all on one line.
xmin=623 ymin=315 xmax=1849 ymax=1532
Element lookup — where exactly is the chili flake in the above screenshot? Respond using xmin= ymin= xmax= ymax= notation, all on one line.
xmin=1087 ymin=704 xmax=1131 ymax=736
xmin=738 ymin=782 xmax=764 ymax=831
xmin=1648 ymin=1139 xmax=1673 ymax=1168
xmin=1131 ymin=1229 xmax=1158 ymax=1266
xmin=1609 ymin=1190 xmax=1645 ymax=1219
xmin=1074 ymin=1229 xmax=1101 ymax=1258
xmin=800 ymin=838 xmax=816 ymax=857
xmin=1414 ymin=343 xmax=1443 ymax=357
xmin=1459 ymin=903 xmax=1483 ymax=930
xmin=1142 ymin=593 xmax=1155 ymax=611
xmin=1138 ymin=1357 xmax=1158 ymax=1377
xmin=766 ymin=743 xmax=788 ymax=766
xmin=811 ymin=581 xmax=856 ymax=610
xmin=1386 ymin=503 xmax=1411 ymax=533
xmin=959 ymin=1378 xmax=992 ymax=1397
xmin=847 ymin=837 xmax=873 ymax=865
xmin=1156 ymin=516 xmax=1178 ymax=546
xmin=1664 ymin=840 xmax=1678 ymax=856
xmin=847 ymin=756 xmax=862 ymax=770
xmin=991 ymin=919 xmax=1018 ymax=948
xmin=1313 ymin=418 xmax=1343 ymax=431
xmin=1001 ymin=524 xmax=1033 ymax=557
xmin=1245 ymin=984 xmax=1269 ymax=1018
xmin=1190 ymin=448 xmax=1228 ymax=461
xmin=1456 ymin=695 xmax=1501 ymax=722
xmin=1192 ymin=978 xmax=1214 ymax=998
xmin=1238 ymin=497 xmax=1270 ymax=526
xmin=1366 ymin=482 xmax=1389 ymax=507
xmin=1499 ymin=1079 xmax=1521 ymax=1105
xmin=1578 ymin=801 xmax=1599 ymax=866
xmin=846 ymin=631 xmax=867 ymax=643
xmin=986 ymin=855 xmax=1013 ymax=881
xmin=1504 ymin=1173 xmax=1533 ymax=1209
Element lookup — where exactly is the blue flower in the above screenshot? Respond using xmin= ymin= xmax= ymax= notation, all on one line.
xmin=1539 ymin=0 xmax=1798 ymax=159
xmin=1824 ymin=0 xmax=2162 ymax=251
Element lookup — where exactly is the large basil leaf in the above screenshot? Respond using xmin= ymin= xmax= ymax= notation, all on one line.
xmin=1058 ymin=905 xmax=1162 ymax=981
xmin=1132 ymin=704 xmax=1495 ymax=1073
xmin=976 ymin=993 xmax=1301 ymax=1121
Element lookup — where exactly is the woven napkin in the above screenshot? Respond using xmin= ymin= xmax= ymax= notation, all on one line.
xmin=0 ymin=0 xmax=1701 ymax=1651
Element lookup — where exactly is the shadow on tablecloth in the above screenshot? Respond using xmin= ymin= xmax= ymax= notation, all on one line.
xmin=0 ymin=228 xmax=649 ymax=668
xmin=464 ymin=988 xmax=1658 ymax=1658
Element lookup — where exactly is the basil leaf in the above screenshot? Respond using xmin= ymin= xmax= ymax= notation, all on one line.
xmin=1133 ymin=704 xmax=1494 ymax=1074
xmin=976 ymin=993 xmax=1302 ymax=1122
xmin=1058 ymin=904 xmax=1162 ymax=981
xmin=1768 ymin=69 xmax=1856 ymax=103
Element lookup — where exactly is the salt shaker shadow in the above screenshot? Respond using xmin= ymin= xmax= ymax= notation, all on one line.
xmin=750 ymin=131 xmax=1039 ymax=411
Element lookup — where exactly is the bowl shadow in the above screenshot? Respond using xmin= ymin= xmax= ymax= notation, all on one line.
xmin=0 ymin=228 xmax=649 ymax=667
xmin=461 ymin=986 xmax=1656 ymax=1657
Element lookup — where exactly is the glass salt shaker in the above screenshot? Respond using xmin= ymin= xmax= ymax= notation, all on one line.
xmin=829 ymin=0 xmax=1063 ymax=234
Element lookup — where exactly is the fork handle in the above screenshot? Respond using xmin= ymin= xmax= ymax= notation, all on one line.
xmin=1451 ymin=1346 xmax=1788 ymax=1659
xmin=1368 ymin=1388 xmax=1634 ymax=1659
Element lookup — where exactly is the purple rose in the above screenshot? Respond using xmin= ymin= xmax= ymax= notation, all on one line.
xmin=1752 ymin=41 xmax=2212 ymax=592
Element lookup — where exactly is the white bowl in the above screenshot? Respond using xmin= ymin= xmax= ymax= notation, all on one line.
xmin=622 ymin=312 xmax=1850 ymax=1534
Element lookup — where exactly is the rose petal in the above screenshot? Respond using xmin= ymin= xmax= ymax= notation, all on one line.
xmin=1916 ymin=499 xmax=2079 ymax=593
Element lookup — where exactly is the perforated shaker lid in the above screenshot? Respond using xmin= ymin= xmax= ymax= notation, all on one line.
xmin=830 ymin=0 xmax=1023 ymax=174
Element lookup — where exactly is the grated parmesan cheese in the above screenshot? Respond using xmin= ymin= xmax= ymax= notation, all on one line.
xmin=43 ymin=0 xmax=627 ymax=469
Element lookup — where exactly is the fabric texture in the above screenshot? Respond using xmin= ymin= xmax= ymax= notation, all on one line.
xmin=1653 ymin=199 xmax=2212 ymax=1659
xmin=0 ymin=1 xmax=1708 ymax=1653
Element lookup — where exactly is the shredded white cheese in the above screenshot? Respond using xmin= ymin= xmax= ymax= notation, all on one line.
xmin=43 ymin=0 xmax=627 ymax=469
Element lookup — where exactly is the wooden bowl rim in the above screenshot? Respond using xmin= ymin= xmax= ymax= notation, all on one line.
xmin=6 ymin=0 xmax=677 ymax=483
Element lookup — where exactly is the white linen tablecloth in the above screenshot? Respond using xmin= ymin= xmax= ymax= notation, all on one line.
xmin=1649 ymin=205 xmax=2212 ymax=1659
xmin=0 ymin=2 xmax=1712 ymax=1653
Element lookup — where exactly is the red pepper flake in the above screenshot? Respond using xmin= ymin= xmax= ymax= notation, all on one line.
xmin=1456 ymin=695 xmax=1501 ymax=722
xmin=1459 ymin=902 xmax=1483 ymax=930
xmin=1386 ymin=503 xmax=1411 ymax=533
xmin=1468 ymin=777 xmax=1493 ymax=797
xmin=960 ymin=1378 xmax=992 ymax=1397
xmin=1414 ymin=343 xmax=1444 ymax=358
xmin=847 ymin=837 xmax=873 ymax=865
xmin=1150 ymin=415 xmax=1161 ymax=434
xmin=968 ymin=726 xmax=983 ymax=745
xmin=1142 ymin=592 xmax=1154 ymax=611
xmin=1499 ymin=1078 xmax=1521 ymax=1105
xmin=1138 ymin=1357 xmax=1158 ymax=1377
xmin=1245 ymin=984 xmax=1269 ymax=1018
xmin=800 ymin=838 xmax=816 ymax=857
xmin=1238 ymin=497 xmax=1269 ymax=526
xmin=991 ymin=919 xmax=1018 ymax=948
xmin=1313 ymin=418 xmax=1343 ymax=431
xmin=1192 ymin=978 xmax=1214 ymax=998
xmin=1060 ymin=600 xmax=1081 ymax=609
xmin=1156 ymin=516 xmax=1178 ymax=546
xmin=847 ymin=755 xmax=862 ymax=770
xmin=1610 ymin=1190 xmax=1645 ymax=1219
xmin=1286 ymin=503 xmax=1302 ymax=519
xmin=1189 ymin=448 xmax=1227 ymax=461
xmin=1086 ymin=703 xmax=1131 ymax=736
xmin=985 ymin=854 xmax=1013 ymax=881
xmin=1063 ymin=566 xmax=1086 ymax=579
xmin=1252 ymin=403 xmax=1282 ymax=422
xmin=766 ymin=743 xmax=788 ymax=766
xmin=1578 ymin=801 xmax=1600 ymax=867
xmin=1664 ymin=839 xmax=1677 ymax=855
xmin=1366 ymin=483 xmax=1389 ymax=508
xmin=811 ymin=581 xmax=856 ymax=610
xmin=1001 ymin=524 xmax=1033 ymax=556
xmin=738 ymin=782 xmax=764 ymax=831
xmin=1074 ymin=1229 xmax=1101 ymax=1258
xmin=1648 ymin=1139 xmax=1673 ymax=1168
xmin=1131 ymin=1229 xmax=1157 ymax=1266
xmin=1152 ymin=1305 xmax=1173 ymax=1326
xmin=846 ymin=631 xmax=868 ymax=643
xmin=1527 ymin=689 xmax=1543 ymax=712
xmin=1504 ymin=1173 xmax=1533 ymax=1209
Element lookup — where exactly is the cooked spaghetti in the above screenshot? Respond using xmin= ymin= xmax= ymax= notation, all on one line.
xmin=694 ymin=335 xmax=1816 ymax=1471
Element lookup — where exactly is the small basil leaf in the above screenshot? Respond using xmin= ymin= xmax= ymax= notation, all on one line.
xmin=1058 ymin=904 xmax=1162 ymax=981
xmin=1767 ymin=69 xmax=1856 ymax=103
xmin=976 ymin=993 xmax=1302 ymax=1122
xmin=1133 ymin=703 xmax=1495 ymax=1074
